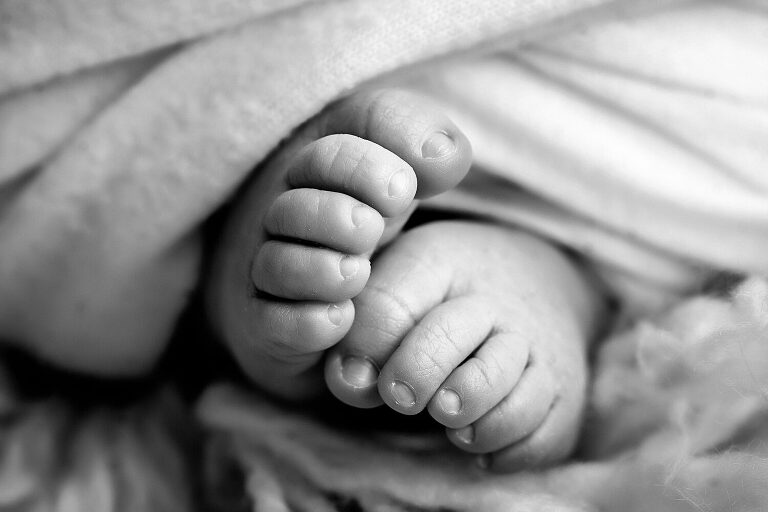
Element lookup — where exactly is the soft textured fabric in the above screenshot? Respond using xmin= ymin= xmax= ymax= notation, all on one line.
xmin=0 ymin=0 xmax=628 ymax=363
xmin=0 ymin=1 xmax=767 ymax=510
xmin=0 ymin=277 xmax=764 ymax=512
xmin=199 ymin=277 xmax=768 ymax=512
xmin=413 ymin=0 xmax=768 ymax=311
xmin=1 ymin=0 xmax=766 ymax=349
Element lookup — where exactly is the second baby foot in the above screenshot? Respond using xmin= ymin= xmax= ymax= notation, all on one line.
xmin=207 ymin=89 xmax=472 ymax=400
xmin=325 ymin=221 xmax=606 ymax=471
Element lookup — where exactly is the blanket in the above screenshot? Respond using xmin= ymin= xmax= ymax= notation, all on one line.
xmin=1 ymin=0 xmax=767 ymax=360
xmin=0 ymin=277 xmax=765 ymax=511
xmin=197 ymin=277 xmax=768 ymax=512
xmin=1 ymin=0 xmax=767 ymax=510
xmin=0 ymin=0 xmax=645 ymax=370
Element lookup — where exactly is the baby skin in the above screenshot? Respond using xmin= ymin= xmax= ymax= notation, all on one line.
xmin=207 ymin=89 xmax=605 ymax=471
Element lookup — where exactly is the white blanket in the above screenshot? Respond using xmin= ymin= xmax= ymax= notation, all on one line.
xmin=0 ymin=1 xmax=767 ymax=510
xmin=0 ymin=278 xmax=763 ymax=511
xmin=197 ymin=278 xmax=768 ymax=512
xmin=1 ymin=0 xmax=766 ymax=354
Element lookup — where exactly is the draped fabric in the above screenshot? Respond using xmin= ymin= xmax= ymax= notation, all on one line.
xmin=198 ymin=278 xmax=768 ymax=512
xmin=413 ymin=1 xmax=768 ymax=311
xmin=1 ymin=0 xmax=766 ymax=354
xmin=0 ymin=1 xmax=767 ymax=510
xmin=0 ymin=0 xmax=629 ymax=361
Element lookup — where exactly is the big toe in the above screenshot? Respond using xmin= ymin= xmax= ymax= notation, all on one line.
xmin=318 ymin=88 xmax=473 ymax=199
xmin=323 ymin=224 xmax=454 ymax=408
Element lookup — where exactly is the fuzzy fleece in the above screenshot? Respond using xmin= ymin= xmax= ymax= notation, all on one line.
xmin=196 ymin=277 xmax=768 ymax=512
xmin=2 ymin=0 xmax=766 ymax=369
xmin=0 ymin=278 xmax=764 ymax=511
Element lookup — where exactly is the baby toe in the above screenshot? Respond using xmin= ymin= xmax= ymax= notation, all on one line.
xmin=485 ymin=366 xmax=585 ymax=472
xmin=481 ymin=422 xmax=573 ymax=473
xmin=323 ymin=228 xmax=457 ymax=409
xmin=286 ymin=134 xmax=417 ymax=218
xmin=428 ymin=330 xmax=529 ymax=429
xmin=254 ymin=299 xmax=354 ymax=359
xmin=377 ymin=296 xmax=495 ymax=416
xmin=447 ymin=361 xmax=556 ymax=455
xmin=264 ymin=188 xmax=384 ymax=255
xmin=481 ymin=397 xmax=582 ymax=473
xmin=324 ymin=353 xmax=382 ymax=408
xmin=251 ymin=241 xmax=370 ymax=301
xmin=231 ymin=299 xmax=355 ymax=399
xmin=320 ymin=88 xmax=473 ymax=198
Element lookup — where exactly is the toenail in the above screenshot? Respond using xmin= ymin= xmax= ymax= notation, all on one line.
xmin=341 ymin=356 xmax=378 ymax=388
xmin=421 ymin=131 xmax=455 ymax=159
xmin=351 ymin=205 xmax=371 ymax=227
xmin=436 ymin=388 xmax=462 ymax=415
xmin=327 ymin=305 xmax=344 ymax=326
xmin=339 ymin=256 xmax=359 ymax=279
xmin=390 ymin=380 xmax=416 ymax=408
xmin=387 ymin=170 xmax=410 ymax=198
xmin=455 ymin=425 xmax=474 ymax=444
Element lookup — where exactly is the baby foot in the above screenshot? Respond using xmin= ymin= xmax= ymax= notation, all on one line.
xmin=207 ymin=89 xmax=472 ymax=400
xmin=324 ymin=221 xmax=605 ymax=471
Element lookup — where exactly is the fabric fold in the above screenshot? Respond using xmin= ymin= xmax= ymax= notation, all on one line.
xmin=402 ymin=0 xmax=768 ymax=308
xmin=0 ymin=0 xmax=321 ymax=94
xmin=0 ymin=0 xmax=624 ymax=354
